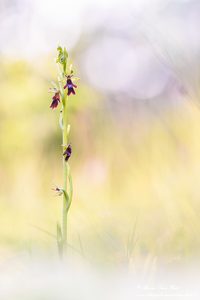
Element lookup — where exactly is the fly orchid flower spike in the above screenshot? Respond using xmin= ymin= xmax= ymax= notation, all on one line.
xmin=63 ymin=144 xmax=72 ymax=162
xmin=49 ymin=46 xmax=77 ymax=258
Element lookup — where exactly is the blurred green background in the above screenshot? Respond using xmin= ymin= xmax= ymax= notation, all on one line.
xmin=1 ymin=0 xmax=200 ymax=267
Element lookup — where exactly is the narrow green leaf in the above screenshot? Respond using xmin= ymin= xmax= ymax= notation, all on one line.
xmin=56 ymin=222 xmax=63 ymax=258
xmin=57 ymin=222 xmax=62 ymax=241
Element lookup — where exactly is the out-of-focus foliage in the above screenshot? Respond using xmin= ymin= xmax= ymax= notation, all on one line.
xmin=1 ymin=57 xmax=200 ymax=266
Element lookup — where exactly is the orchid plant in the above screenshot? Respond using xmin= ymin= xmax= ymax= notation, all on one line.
xmin=49 ymin=46 xmax=79 ymax=258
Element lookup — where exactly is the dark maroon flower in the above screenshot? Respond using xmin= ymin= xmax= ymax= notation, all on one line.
xmin=50 ymin=92 xmax=60 ymax=109
xmin=64 ymin=76 xmax=77 ymax=96
xmin=63 ymin=144 xmax=72 ymax=161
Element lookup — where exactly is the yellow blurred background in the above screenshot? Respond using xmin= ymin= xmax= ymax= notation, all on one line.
xmin=1 ymin=0 xmax=200 ymax=267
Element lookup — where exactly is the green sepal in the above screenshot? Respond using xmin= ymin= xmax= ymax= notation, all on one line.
xmin=51 ymin=80 xmax=59 ymax=90
xmin=59 ymin=110 xmax=63 ymax=130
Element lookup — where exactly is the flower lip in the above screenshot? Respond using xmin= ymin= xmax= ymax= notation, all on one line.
xmin=50 ymin=91 xmax=60 ymax=109
xmin=63 ymin=144 xmax=72 ymax=161
xmin=64 ymin=78 xmax=77 ymax=95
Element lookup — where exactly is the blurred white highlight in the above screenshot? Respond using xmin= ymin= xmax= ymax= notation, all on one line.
xmin=0 ymin=258 xmax=199 ymax=299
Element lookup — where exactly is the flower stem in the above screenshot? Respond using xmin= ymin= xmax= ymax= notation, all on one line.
xmin=61 ymin=95 xmax=69 ymax=255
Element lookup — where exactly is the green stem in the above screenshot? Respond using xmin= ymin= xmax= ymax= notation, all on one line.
xmin=62 ymin=95 xmax=68 ymax=253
